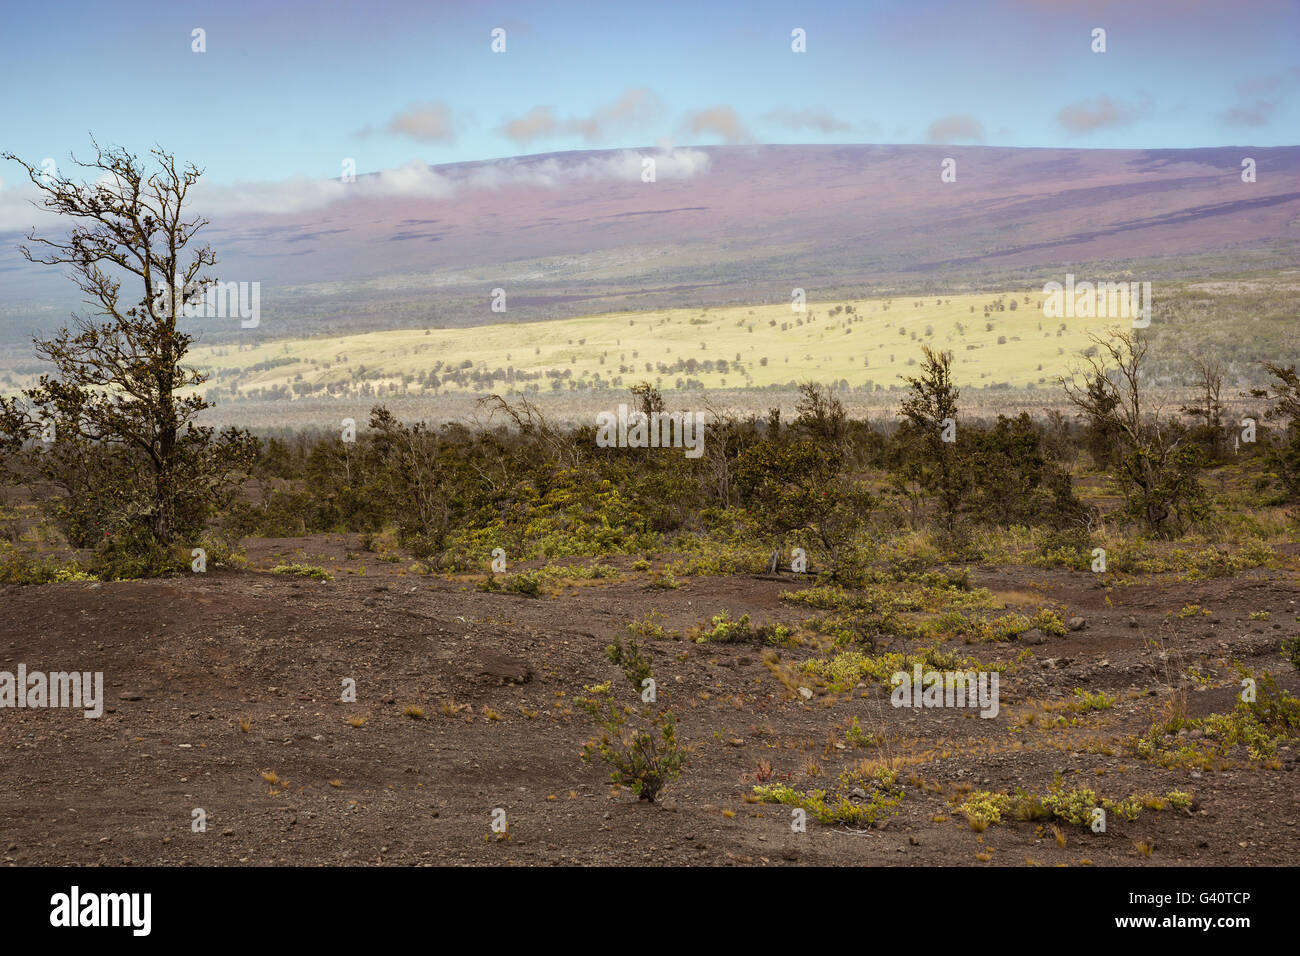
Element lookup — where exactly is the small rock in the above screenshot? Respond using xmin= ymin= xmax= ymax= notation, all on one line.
xmin=797 ymin=687 xmax=814 ymax=700
xmin=1068 ymin=616 xmax=1086 ymax=631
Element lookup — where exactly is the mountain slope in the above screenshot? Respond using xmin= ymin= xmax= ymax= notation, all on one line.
xmin=1 ymin=144 xmax=1297 ymax=344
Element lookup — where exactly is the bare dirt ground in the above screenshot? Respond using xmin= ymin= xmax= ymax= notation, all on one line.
xmin=2 ymin=535 xmax=1298 ymax=866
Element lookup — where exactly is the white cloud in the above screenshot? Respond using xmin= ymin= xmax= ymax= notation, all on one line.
xmin=189 ymin=161 xmax=460 ymax=216
xmin=0 ymin=149 xmax=712 ymax=227
xmin=0 ymin=176 xmax=61 ymax=233
xmin=462 ymin=148 xmax=710 ymax=190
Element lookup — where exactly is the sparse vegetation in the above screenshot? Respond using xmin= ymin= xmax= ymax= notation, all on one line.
xmin=577 ymin=633 xmax=685 ymax=802
xmin=270 ymin=563 xmax=332 ymax=581
xmin=2 ymin=269 xmax=1296 ymax=869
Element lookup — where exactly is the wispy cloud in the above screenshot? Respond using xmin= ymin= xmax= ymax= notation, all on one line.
xmin=502 ymin=89 xmax=664 ymax=145
xmin=925 ymin=114 xmax=985 ymax=144
xmin=683 ymin=107 xmax=752 ymax=145
xmin=1221 ymin=103 xmax=1273 ymax=128
xmin=1056 ymin=95 xmax=1144 ymax=133
xmin=384 ymin=100 xmax=456 ymax=142
xmin=762 ymin=107 xmax=853 ymax=134
xmin=360 ymin=100 xmax=458 ymax=143
xmin=575 ymin=88 xmax=663 ymax=141
xmin=503 ymin=106 xmax=560 ymax=144
xmin=1219 ymin=68 xmax=1300 ymax=127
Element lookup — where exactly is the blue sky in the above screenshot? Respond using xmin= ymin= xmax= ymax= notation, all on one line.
xmin=1 ymin=0 xmax=1297 ymax=186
